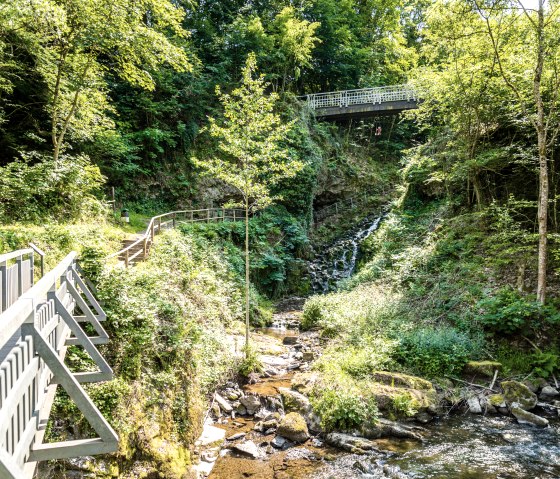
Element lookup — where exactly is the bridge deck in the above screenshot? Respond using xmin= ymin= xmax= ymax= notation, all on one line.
xmin=302 ymin=84 xmax=418 ymax=119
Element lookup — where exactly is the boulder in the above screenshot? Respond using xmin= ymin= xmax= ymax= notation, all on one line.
xmin=283 ymin=336 xmax=298 ymax=345
xmin=214 ymin=393 xmax=233 ymax=413
xmin=240 ymin=395 xmax=262 ymax=415
xmin=467 ymin=396 xmax=482 ymax=414
xmin=511 ymin=406 xmax=549 ymax=428
xmin=278 ymin=387 xmax=321 ymax=433
xmin=463 ymin=361 xmax=502 ymax=378
xmin=501 ymin=381 xmax=537 ymax=410
xmin=233 ymin=440 xmax=266 ymax=459
xmin=324 ymin=433 xmax=379 ymax=454
xmin=277 ymin=412 xmax=310 ymax=443
xmin=279 ymin=387 xmax=311 ymax=414
xmin=291 ymin=372 xmax=320 ymax=395
xmin=302 ymin=352 xmax=315 ymax=362
xmin=539 ymin=385 xmax=559 ymax=401
xmin=361 ymin=418 xmax=424 ymax=441
xmin=488 ymin=394 xmax=506 ymax=408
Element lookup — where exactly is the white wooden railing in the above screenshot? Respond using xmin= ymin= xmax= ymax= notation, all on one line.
xmin=303 ymin=84 xmax=417 ymax=109
xmin=0 ymin=252 xmax=117 ymax=478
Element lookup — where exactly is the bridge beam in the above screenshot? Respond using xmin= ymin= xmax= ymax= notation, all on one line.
xmin=315 ymin=99 xmax=418 ymax=120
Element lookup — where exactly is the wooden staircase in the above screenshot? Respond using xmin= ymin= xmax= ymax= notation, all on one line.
xmin=118 ymin=236 xmax=150 ymax=266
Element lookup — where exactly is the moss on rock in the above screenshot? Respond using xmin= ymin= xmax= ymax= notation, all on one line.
xmin=501 ymin=380 xmax=537 ymax=410
xmin=277 ymin=412 xmax=310 ymax=443
xmin=463 ymin=361 xmax=502 ymax=378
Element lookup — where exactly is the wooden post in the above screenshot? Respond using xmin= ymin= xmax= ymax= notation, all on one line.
xmin=111 ymin=187 xmax=116 ymax=213
xmin=233 ymin=210 xmax=236 ymax=222
xmin=207 ymin=209 xmax=210 ymax=223
xmin=172 ymin=213 xmax=176 ymax=229
xmin=143 ymin=237 xmax=148 ymax=259
xmin=151 ymin=222 xmax=155 ymax=242
xmin=158 ymin=217 xmax=161 ymax=232
xmin=125 ymin=249 xmax=129 ymax=268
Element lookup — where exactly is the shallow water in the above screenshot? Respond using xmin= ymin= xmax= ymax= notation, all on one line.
xmin=311 ymin=415 xmax=560 ymax=479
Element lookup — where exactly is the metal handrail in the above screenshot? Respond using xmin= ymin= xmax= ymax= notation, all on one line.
xmin=302 ymin=84 xmax=417 ymax=110
xmin=109 ymin=207 xmax=246 ymax=267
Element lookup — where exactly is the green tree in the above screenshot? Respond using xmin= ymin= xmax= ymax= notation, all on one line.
xmin=194 ymin=53 xmax=303 ymax=353
xmin=416 ymin=0 xmax=560 ymax=303
xmin=13 ymin=0 xmax=192 ymax=164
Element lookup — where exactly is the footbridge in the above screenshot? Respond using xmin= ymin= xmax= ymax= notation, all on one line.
xmin=302 ymin=84 xmax=418 ymax=119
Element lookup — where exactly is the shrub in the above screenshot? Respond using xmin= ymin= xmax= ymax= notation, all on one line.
xmin=237 ymin=345 xmax=264 ymax=377
xmin=477 ymin=287 xmax=560 ymax=336
xmin=311 ymin=385 xmax=378 ymax=432
xmin=0 ymin=153 xmax=107 ymax=222
xmin=396 ymin=326 xmax=483 ymax=378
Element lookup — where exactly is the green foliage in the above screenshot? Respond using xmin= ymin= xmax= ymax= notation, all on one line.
xmin=311 ymin=385 xmax=378 ymax=432
xmin=391 ymin=392 xmax=420 ymax=418
xmin=0 ymin=154 xmax=107 ymax=222
xmin=477 ymin=287 xmax=560 ymax=336
xmin=530 ymin=351 xmax=559 ymax=379
xmin=395 ymin=326 xmax=483 ymax=378
xmin=237 ymin=345 xmax=264 ymax=377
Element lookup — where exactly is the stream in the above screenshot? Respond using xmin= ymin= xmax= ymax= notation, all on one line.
xmin=196 ymin=216 xmax=560 ymax=479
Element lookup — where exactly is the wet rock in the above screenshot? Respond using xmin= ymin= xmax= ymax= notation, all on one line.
xmin=511 ymin=406 xmax=549 ymax=427
xmin=362 ymin=418 xmax=424 ymax=441
xmin=236 ymin=405 xmax=247 ymax=415
xmin=501 ymin=381 xmax=538 ymax=410
xmin=278 ymin=387 xmax=321 ymax=433
xmin=271 ymin=436 xmax=288 ymax=449
xmin=467 ymin=396 xmax=482 ymax=414
xmin=233 ymin=440 xmax=266 ymax=459
xmin=524 ymin=377 xmax=548 ymax=393
xmin=283 ymin=336 xmax=298 ymax=345
xmin=247 ymin=372 xmax=260 ymax=384
xmin=463 ymin=360 xmax=502 ymax=378
xmin=414 ymin=411 xmax=433 ymax=424
xmin=240 ymin=395 xmax=262 ymax=415
xmin=214 ymin=393 xmax=233 ymax=413
xmin=325 ymin=433 xmax=379 ymax=454
xmin=277 ymin=412 xmax=310 ymax=443
xmin=540 ymin=385 xmax=560 ymax=400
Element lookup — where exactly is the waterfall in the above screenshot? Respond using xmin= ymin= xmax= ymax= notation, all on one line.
xmin=309 ymin=216 xmax=381 ymax=293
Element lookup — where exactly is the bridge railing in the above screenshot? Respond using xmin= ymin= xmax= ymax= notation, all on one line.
xmin=0 ymin=252 xmax=117 ymax=478
xmin=303 ymin=84 xmax=417 ymax=109
xmin=110 ymin=207 xmax=246 ymax=268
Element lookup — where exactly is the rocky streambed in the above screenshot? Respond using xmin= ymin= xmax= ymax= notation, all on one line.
xmin=191 ymin=307 xmax=560 ymax=479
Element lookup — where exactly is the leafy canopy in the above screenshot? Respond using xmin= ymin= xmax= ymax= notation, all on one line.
xmin=194 ymin=53 xmax=304 ymax=210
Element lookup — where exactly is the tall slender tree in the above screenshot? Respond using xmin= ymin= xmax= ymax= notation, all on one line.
xmin=194 ymin=53 xmax=303 ymax=354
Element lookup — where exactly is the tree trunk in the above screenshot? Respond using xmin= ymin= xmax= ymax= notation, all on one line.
xmin=245 ymin=198 xmax=250 ymax=357
xmin=535 ymin=0 xmax=548 ymax=304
